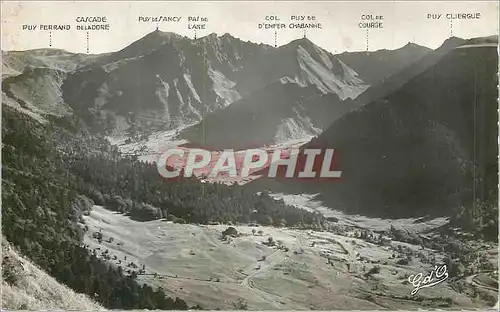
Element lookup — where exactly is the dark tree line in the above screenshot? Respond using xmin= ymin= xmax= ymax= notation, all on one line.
xmin=2 ymin=106 xmax=325 ymax=309
xmin=2 ymin=107 xmax=188 ymax=310
xmin=44 ymin=114 xmax=326 ymax=228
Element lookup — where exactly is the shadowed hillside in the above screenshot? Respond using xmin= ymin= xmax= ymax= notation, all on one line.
xmin=250 ymin=38 xmax=498 ymax=219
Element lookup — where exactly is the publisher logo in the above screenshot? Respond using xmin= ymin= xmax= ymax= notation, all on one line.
xmin=408 ymin=265 xmax=449 ymax=295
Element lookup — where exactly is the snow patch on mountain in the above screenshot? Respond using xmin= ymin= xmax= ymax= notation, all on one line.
xmin=183 ymin=72 xmax=202 ymax=103
xmin=279 ymin=76 xmax=297 ymax=85
xmin=171 ymin=77 xmax=202 ymax=122
xmin=208 ymin=67 xmax=241 ymax=105
xmin=173 ymin=78 xmax=185 ymax=108
xmin=179 ymin=50 xmax=186 ymax=67
xmin=155 ymin=74 xmax=170 ymax=118
xmin=313 ymin=44 xmax=334 ymax=70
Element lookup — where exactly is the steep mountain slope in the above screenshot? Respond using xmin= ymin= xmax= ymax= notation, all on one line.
xmin=179 ymin=80 xmax=324 ymax=150
xmin=179 ymin=38 xmax=369 ymax=149
xmin=2 ymin=66 xmax=72 ymax=117
xmin=179 ymin=81 xmax=360 ymax=150
xmin=351 ymin=37 xmax=467 ymax=108
xmin=4 ymin=32 xmax=430 ymax=142
xmin=2 ymin=239 xmax=104 ymax=311
xmin=2 ymin=49 xmax=94 ymax=77
xmin=61 ymin=32 xmax=369 ymax=136
xmin=253 ymin=38 xmax=498 ymax=218
xmin=1 ymin=48 xmax=95 ymax=119
xmin=3 ymin=32 xmax=438 ymax=147
xmin=61 ymin=31 xmax=276 ymax=133
xmin=234 ymin=38 xmax=367 ymax=99
xmin=81 ymin=30 xmax=185 ymax=68
xmin=1 ymin=105 xmax=195 ymax=310
xmin=336 ymin=42 xmax=431 ymax=84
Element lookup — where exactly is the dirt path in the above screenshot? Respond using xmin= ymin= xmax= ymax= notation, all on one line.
xmin=464 ymin=271 xmax=498 ymax=292
xmin=83 ymin=206 xmax=497 ymax=310
xmin=240 ymin=249 xmax=287 ymax=309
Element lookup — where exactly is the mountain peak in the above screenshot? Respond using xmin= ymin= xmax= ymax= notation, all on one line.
xmin=143 ymin=30 xmax=180 ymax=40
xmin=89 ymin=30 xmax=184 ymax=66
xmin=438 ymin=36 xmax=466 ymax=51
xmin=198 ymin=33 xmax=219 ymax=41
xmin=282 ymin=37 xmax=321 ymax=51
xmin=129 ymin=30 xmax=182 ymax=49
xmin=220 ymin=33 xmax=239 ymax=41
xmin=288 ymin=37 xmax=314 ymax=46
xmin=197 ymin=33 xmax=223 ymax=43
xmin=402 ymin=42 xmax=421 ymax=48
xmin=398 ymin=42 xmax=431 ymax=53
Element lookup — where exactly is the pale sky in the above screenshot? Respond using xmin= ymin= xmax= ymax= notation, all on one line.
xmin=1 ymin=1 xmax=498 ymax=54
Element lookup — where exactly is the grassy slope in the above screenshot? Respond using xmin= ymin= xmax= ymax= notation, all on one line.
xmin=1 ymin=239 xmax=104 ymax=311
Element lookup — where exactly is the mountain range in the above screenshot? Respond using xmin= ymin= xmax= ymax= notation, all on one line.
xmin=251 ymin=36 xmax=498 ymax=219
xmin=4 ymin=31 xmax=497 ymax=218
xmin=2 ymin=17 xmax=499 ymax=312
xmin=2 ymin=31 xmax=430 ymax=143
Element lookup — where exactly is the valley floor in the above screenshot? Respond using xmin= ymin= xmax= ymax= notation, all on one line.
xmin=83 ymin=206 xmax=496 ymax=310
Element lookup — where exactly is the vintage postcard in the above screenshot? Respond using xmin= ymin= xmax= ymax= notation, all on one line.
xmin=1 ymin=1 xmax=499 ymax=311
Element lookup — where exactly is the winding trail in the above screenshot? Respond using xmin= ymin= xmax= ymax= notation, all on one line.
xmin=464 ymin=271 xmax=498 ymax=292
xmin=239 ymin=248 xmax=288 ymax=309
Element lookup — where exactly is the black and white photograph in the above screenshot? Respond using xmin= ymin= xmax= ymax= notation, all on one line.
xmin=1 ymin=1 xmax=499 ymax=310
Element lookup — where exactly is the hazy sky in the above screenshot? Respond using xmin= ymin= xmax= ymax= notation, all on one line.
xmin=1 ymin=1 xmax=498 ymax=54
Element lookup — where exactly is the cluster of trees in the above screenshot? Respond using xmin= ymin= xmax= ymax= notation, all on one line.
xmin=449 ymin=199 xmax=498 ymax=241
xmin=64 ymin=156 xmax=325 ymax=227
xmin=57 ymin=142 xmax=325 ymax=227
xmin=2 ymin=107 xmax=189 ymax=310
xmin=53 ymin=245 xmax=189 ymax=310
xmin=2 ymin=106 xmax=325 ymax=309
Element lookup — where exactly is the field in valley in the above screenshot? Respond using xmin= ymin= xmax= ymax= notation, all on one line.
xmin=82 ymin=206 xmax=496 ymax=310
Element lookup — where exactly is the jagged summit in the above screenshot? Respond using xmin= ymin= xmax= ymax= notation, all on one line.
xmin=21 ymin=31 xmax=466 ymax=145
xmin=203 ymin=32 xmax=219 ymax=39
xmin=197 ymin=32 xmax=236 ymax=41
xmin=193 ymin=32 xmax=274 ymax=52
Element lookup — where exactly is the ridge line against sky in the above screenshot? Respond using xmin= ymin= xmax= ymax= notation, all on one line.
xmin=2 ymin=30 xmax=438 ymax=55
xmin=1 ymin=1 xmax=498 ymax=54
